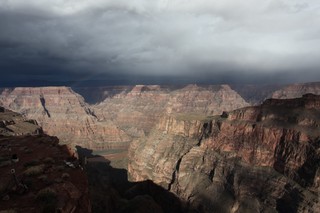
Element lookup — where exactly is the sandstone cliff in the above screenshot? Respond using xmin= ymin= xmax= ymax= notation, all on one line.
xmin=128 ymin=95 xmax=320 ymax=212
xmin=94 ymin=84 xmax=249 ymax=137
xmin=0 ymin=87 xmax=130 ymax=150
xmin=93 ymin=85 xmax=171 ymax=136
xmin=0 ymin=85 xmax=248 ymax=152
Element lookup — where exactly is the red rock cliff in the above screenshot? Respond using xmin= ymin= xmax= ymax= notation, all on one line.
xmin=128 ymin=95 xmax=320 ymax=212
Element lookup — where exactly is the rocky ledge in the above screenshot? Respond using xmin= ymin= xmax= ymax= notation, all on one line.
xmin=0 ymin=107 xmax=42 ymax=136
xmin=0 ymin=108 xmax=90 ymax=213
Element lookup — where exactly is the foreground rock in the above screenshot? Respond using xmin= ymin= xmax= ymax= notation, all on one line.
xmin=0 ymin=107 xmax=42 ymax=136
xmin=128 ymin=94 xmax=320 ymax=212
xmin=0 ymin=108 xmax=90 ymax=213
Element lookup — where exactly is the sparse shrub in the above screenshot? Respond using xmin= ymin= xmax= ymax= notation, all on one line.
xmin=0 ymin=209 xmax=17 ymax=213
xmin=36 ymin=188 xmax=57 ymax=202
xmin=23 ymin=160 xmax=40 ymax=167
xmin=24 ymin=148 xmax=33 ymax=154
xmin=55 ymin=165 xmax=65 ymax=171
xmin=61 ymin=173 xmax=70 ymax=180
xmin=41 ymin=204 xmax=57 ymax=213
xmin=23 ymin=177 xmax=33 ymax=188
xmin=0 ymin=160 xmax=11 ymax=168
xmin=0 ymin=181 xmax=7 ymax=194
xmin=43 ymin=157 xmax=55 ymax=164
xmin=38 ymin=175 xmax=48 ymax=182
xmin=36 ymin=188 xmax=58 ymax=213
xmin=24 ymin=164 xmax=45 ymax=176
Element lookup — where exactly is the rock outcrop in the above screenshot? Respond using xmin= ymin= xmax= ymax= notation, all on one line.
xmin=0 ymin=107 xmax=42 ymax=136
xmin=128 ymin=95 xmax=320 ymax=212
xmin=0 ymin=109 xmax=91 ymax=213
xmin=0 ymin=87 xmax=130 ymax=149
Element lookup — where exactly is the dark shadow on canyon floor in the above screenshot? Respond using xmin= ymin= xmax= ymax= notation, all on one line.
xmin=76 ymin=146 xmax=189 ymax=213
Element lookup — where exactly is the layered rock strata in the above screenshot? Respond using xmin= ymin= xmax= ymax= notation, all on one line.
xmin=94 ymin=84 xmax=249 ymax=136
xmin=128 ymin=95 xmax=320 ymax=212
xmin=0 ymin=87 xmax=130 ymax=149
xmin=0 ymin=85 xmax=248 ymax=150
xmin=272 ymin=82 xmax=320 ymax=99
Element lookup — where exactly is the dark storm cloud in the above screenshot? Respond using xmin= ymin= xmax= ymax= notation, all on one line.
xmin=0 ymin=0 xmax=320 ymax=85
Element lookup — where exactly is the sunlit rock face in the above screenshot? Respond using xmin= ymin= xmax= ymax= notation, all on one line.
xmin=272 ymin=82 xmax=320 ymax=99
xmin=93 ymin=85 xmax=171 ymax=135
xmin=128 ymin=95 xmax=320 ymax=212
xmin=0 ymin=87 xmax=130 ymax=149
xmin=0 ymin=85 xmax=248 ymax=150
xmin=94 ymin=84 xmax=249 ymax=136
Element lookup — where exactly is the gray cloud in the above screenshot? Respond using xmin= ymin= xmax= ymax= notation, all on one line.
xmin=0 ymin=0 xmax=320 ymax=85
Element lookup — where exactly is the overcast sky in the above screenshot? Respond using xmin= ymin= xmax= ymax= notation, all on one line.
xmin=0 ymin=0 xmax=320 ymax=86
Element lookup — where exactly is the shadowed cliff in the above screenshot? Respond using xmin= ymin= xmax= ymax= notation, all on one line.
xmin=128 ymin=94 xmax=320 ymax=212
xmin=76 ymin=146 xmax=188 ymax=213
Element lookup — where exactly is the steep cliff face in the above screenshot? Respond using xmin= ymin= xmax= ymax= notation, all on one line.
xmin=0 ymin=87 xmax=130 ymax=149
xmin=94 ymin=85 xmax=170 ymax=136
xmin=230 ymin=84 xmax=284 ymax=104
xmin=128 ymin=95 xmax=320 ymax=212
xmin=94 ymin=84 xmax=249 ymax=136
xmin=72 ymin=86 xmax=133 ymax=104
xmin=166 ymin=84 xmax=249 ymax=115
xmin=272 ymin=82 xmax=320 ymax=99
xmin=0 ymin=85 xmax=248 ymax=151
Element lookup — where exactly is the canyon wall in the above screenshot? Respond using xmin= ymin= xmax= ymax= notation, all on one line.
xmin=0 ymin=87 xmax=130 ymax=149
xmin=128 ymin=94 xmax=320 ymax=212
xmin=0 ymin=85 xmax=249 ymax=151
xmin=94 ymin=84 xmax=249 ymax=137
xmin=272 ymin=82 xmax=320 ymax=99
xmin=230 ymin=82 xmax=320 ymax=104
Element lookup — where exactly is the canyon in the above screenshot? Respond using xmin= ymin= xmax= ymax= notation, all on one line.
xmin=0 ymin=85 xmax=249 ymax=152
xmin=0 ymin=87 xmax=131 ymax=150
xmin=128 ymin=94 xmax=320 ymax=212
xmin=0 ymin=82 xmax=320 ymax=212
